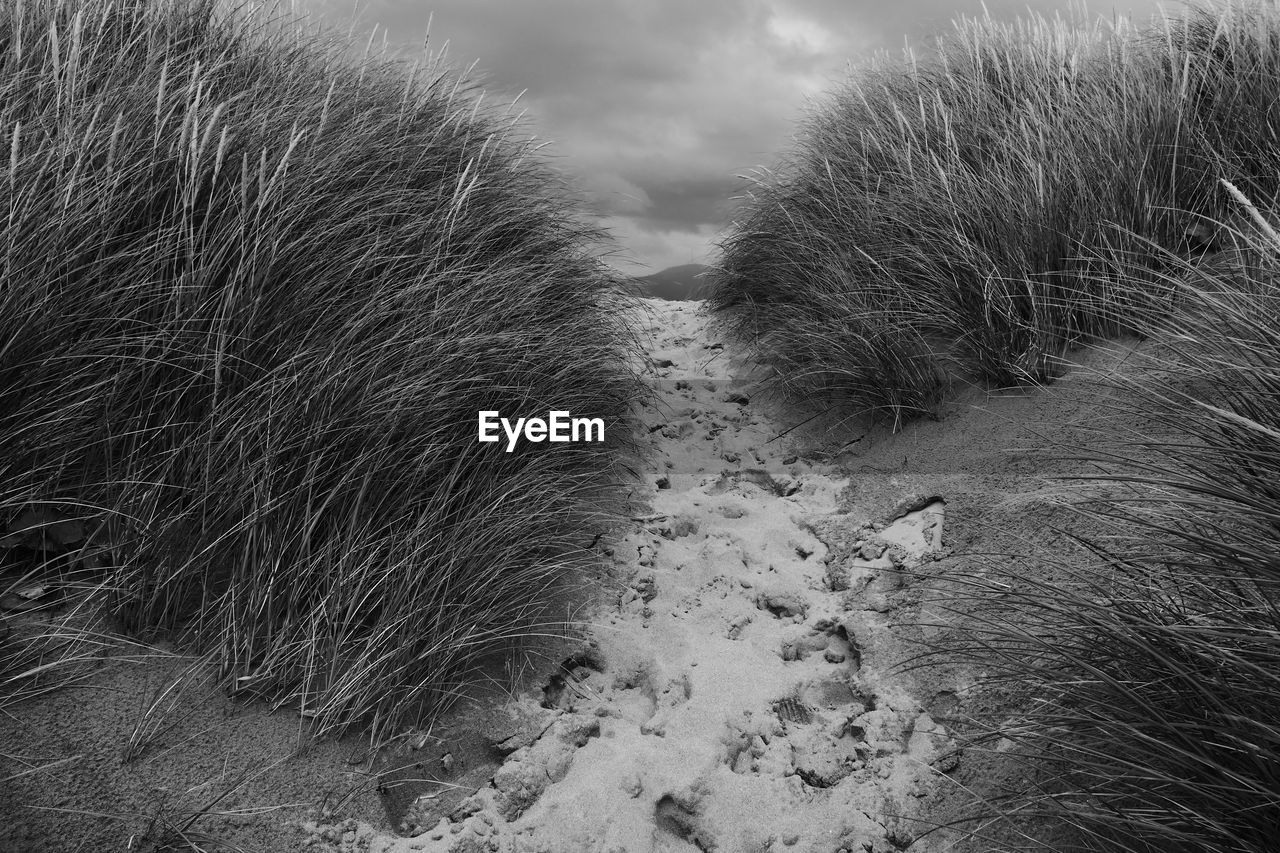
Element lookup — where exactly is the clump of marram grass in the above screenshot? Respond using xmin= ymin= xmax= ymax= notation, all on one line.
xmin=931 ymin=195 xmax=1280 ymax=852
xmin=708 ymin=1 xmax=1280 ymax=427
xmin=0 ymin=0 xmax=644 ymax=740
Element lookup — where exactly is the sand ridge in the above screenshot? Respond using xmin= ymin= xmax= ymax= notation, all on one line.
xmin=311 ymin=299 xmax=954 ymax=853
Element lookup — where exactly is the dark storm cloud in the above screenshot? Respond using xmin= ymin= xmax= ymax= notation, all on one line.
xmin=305 ymin=0 xmax=1166 ymax=274
xmin=632 ymin=176 xmax=743 ymax=233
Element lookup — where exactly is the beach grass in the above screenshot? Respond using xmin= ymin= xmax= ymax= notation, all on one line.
xmin=0 ymin=0 xmax=643 ymax=741
xmin=709 ymin=2 xmax=1280 ymax=848
xmin=935 ymin=210 xmax=1280 ymax=852
xmin=707 ymin=1 xmax=1280 ymax=427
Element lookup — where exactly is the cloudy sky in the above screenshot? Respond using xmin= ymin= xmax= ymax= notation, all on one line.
xmin=302 ymin=0 xmax=1169 ymax=276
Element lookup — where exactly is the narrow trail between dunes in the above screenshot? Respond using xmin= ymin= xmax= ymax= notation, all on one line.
xmin=338 ymin=299 xmax=954 ymax=853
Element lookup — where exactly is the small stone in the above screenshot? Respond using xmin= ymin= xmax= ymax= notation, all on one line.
xmin=655 ymin=476 xmax=671 ymax=489
xmin=783 ymin=831 xmax=800 ymax=845
xmin=724 ymin=392 xmax=750 ymax=405
xmin=782 ymin=455 xmax=798 ymax=465
xmin=653 ymin=358 xmax=676 ymax=368
xmin=823 ymin=648 xmax=846 ymax=664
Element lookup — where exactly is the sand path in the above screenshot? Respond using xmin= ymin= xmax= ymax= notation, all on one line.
xmin=337 ymin=299 xmax=952 ymax=853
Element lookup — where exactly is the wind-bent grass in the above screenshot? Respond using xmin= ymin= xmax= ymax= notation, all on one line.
xmin=931 ymin=204 xmax=1280 ymax=852
xmin=708 ymin=2 xmax=1280 ymax=426
xmin=709 ymin=1 xmax=1280 ymax=847
xmin=0 ymin=0 xmax=644 ymax=740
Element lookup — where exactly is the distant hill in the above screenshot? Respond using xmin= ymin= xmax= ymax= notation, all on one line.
xmin=629 ymin=263 xmax=712 ymax=301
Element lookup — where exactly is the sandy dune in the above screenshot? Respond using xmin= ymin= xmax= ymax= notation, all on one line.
xmin=309 ymin=300 xmax=956 ymax=853
xmin=2 ymin=296 xmax=1135 ymax=851
xmin=3 ymin=296 xmax=1134 ymax=851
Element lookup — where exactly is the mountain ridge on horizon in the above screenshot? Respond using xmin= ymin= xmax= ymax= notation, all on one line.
xmin=628 ymin=263 xmax=711 ymax=301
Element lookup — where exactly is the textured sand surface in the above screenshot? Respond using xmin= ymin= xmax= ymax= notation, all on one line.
xmin=309 ymin=300 xmax=956 ymax=853
xmin=2 ymin=295 xmax=1152 ymax=845
xmin=4 ymin=298 xmax=1136 ymax=852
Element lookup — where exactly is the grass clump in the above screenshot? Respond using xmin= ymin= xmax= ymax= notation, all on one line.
xmin=0 ymin=0 xmax=643 ymax=740
xmin=938 ymin=197 xmax=1280 ymax=852
xmin=708 ymin=1 xmax=1280 ymax=427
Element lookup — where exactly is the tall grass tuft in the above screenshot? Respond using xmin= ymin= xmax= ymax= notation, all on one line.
xmin=708 ymin=2 xmax=1280 ymax=426
xmin=710 ymin=0 xmax=1280 ymax=845
xmin=0 ymin=0 xmax=643 ymax=740
xmin=935 ymin=194 xmax=1280 ymax=852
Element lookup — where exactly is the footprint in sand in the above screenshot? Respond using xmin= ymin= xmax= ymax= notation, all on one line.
xmin=753 ymin=586 xmax=808 ymax=622
xmin=653 ymin=788 xmax=712 ymax=851
xmin=780 ymin=616 xmax=862 ymax=667
xmin=540 ymin=648 xmax=609 ymax=712
xmin=640 ymin=672 xmax=693 ymax=738
xmin=348 ymin=302 xmax=955 ymax=853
